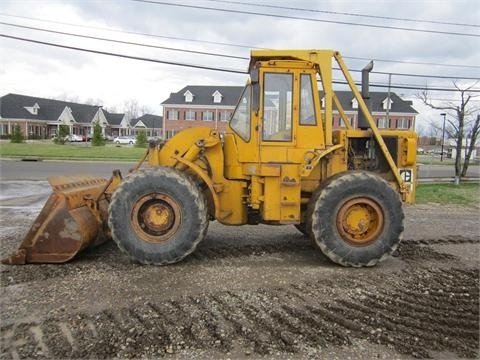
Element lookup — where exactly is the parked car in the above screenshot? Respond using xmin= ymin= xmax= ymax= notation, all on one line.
xmin=114 ymin=136 xmax=136 ymax=145
xmin=66 ymin=134 xmax=85 ymax=142
xmin=104 ymin=135 xmax=114 ymax=141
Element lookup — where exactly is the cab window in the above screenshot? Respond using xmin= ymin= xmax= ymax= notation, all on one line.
xmin=299 ymin=74 xmax=316 ymax=125
xmin=263 ymin=73 xmax=293 ymax=141
xmin=230 ymin=85 xmax=251 ymax=141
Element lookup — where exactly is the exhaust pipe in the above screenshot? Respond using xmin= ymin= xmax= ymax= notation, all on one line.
xmin=358 ymin=60 xmax=374 ymax=130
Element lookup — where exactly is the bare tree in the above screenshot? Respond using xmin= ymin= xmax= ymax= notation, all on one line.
xmin=123 ymin=99 xmax=140 ymax=121
xmin=418 ymin=82 xmax=479 ymax=184
xmin=56 ymin=93 xmax=79 ymax=103
xmin=462 ymin=114 xmax=480 ymax=177
xmin=104 ymin=105 xmax=119 ymax=113
xmin=84 ymin=97 xmax=104 ymax=106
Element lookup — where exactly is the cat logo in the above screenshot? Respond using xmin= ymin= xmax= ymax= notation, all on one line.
xmin=400 ymin=169 xmax=413 ymax=183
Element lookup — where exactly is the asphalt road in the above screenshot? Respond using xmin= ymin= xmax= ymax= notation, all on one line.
xmin=0 ymin=158 xmax=479 ymax=181
xmin=0 ymin=159 xmax=135 ymax=180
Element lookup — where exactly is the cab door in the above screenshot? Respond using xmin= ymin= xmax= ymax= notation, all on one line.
xmin=259 ymin=71 xmax=296 ymax=163
xmin=257 ymin=70 xmax=301 ymax=222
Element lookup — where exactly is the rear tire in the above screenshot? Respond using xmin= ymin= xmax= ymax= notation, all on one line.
xmin=308 ymin=171 xmax=404 ymax=267
xmin=108 ymin=167 xmax=208 ymax=265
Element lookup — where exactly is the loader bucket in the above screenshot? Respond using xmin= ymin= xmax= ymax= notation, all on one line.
xmin=2 ymin=175 xmax=111 ymax=265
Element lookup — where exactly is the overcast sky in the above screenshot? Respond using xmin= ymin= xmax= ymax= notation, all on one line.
xmin=0 ymin=0 xmax=479 ymax=130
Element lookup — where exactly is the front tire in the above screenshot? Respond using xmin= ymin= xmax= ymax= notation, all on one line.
xmin=108 ymin=167 xmax=208 ymax=265
xmin=308 ymin=171 xmax=404 ymax=267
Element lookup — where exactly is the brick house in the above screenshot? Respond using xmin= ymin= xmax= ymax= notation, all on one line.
xmin=0 ymin=93 xmax=112 ymax=139
xmin=329 ymin=91 xmax=417 ymax=130
xmin=161 ymin=86 xmax=418 ymax=139
xmin=0 ymin=93 xmax=162 ymax=140
xmin=161 ymin=86 xmax=244 ymax=139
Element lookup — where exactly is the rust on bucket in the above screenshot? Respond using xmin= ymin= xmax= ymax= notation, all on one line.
xmin=2 ymin=175 xmax=112 ymax=265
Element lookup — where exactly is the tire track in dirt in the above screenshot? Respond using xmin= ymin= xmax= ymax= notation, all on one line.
xmin=2 ymin=236 xmax=478 ymax=285
xmin=1 ymin=267 xmax=477 ymax=359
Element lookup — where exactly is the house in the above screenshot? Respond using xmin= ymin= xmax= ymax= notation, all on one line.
xmin=0 ymin=93 xmax=162 ymax=140
xmin=0 ymin=93 xmax=109 ymax=139
xmin=329 ymin=91 xmax=418 ymax=130
xmin=161 ymin=86 xmax=244 ymax=139
xmin=104 ymin=111 xmax=131 ymax=137
xmin=131 ymin=114 xmax=163 ymax=138
xmin=161 ymin=86 xmax=418 ymax=139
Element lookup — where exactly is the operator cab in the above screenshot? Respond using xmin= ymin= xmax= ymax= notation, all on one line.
xmin=226 ymin=58 xmax=327 ymax=166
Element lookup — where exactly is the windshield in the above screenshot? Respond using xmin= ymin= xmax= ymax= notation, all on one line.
xmin=229 ymin=85 xmax=251 ymax=141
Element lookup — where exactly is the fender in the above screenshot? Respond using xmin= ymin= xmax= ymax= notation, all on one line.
xmin=148 ymin=127 xmax=230 ymax=220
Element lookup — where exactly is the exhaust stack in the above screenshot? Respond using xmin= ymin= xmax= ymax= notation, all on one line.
xmin=358 ymin=60 xmax=374 ymax=130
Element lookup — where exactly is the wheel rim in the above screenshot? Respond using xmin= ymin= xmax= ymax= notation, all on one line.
xmin=131 ymin=193 xmax=182 ymax=243
xmin=336 ymin=197 xmax=384 ymax=246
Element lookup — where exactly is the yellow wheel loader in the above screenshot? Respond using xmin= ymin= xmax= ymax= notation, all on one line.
xmin=2 ymin=50 xmax=417 ymax=267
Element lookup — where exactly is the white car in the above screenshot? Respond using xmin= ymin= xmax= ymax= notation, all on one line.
xmin=114 ymin=136 xmax=136 ymax=145
xmin=66 ymin=134 xmax=84 ymax=142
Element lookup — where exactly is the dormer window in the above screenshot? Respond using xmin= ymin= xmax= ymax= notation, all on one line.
xmin=212 ymin=90 xmax=222 ymax=103
xmin=184 ymin=90 xmax=194 ymax=103
xmin=351 ymin=98 xmax=358 ymax=109
xmin=24 ymin=103 xmax=40 ymax=115
xmin=382 ymin=97 xmax=393 ymax=110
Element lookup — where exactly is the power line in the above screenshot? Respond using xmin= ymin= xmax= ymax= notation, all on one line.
xmin=0 ymin=33 xmax=248 ymax=74
xmin=2 ymin=21 xmax=479 ymax=81
xmin=0 ymin=21 xmax=247 ymax=60
xmin=131 ymin=0 xmax=480 ymax=38
xmin=369 ymin=69 xmax=480 ymax=81
xmin=3 ymin=32 xmax=479 ymax=94
xmin=0 ymin=12 xmax=254 ymax=49
xmin=345 ymin=56 xmax=480 ymax=70
xmin=0 ymin=12 xmax=477 ymax=70
xmin=205 ymin=0 xmax=480 ymax=28
xmin=351 ymin=82 xmax=480 ymax=93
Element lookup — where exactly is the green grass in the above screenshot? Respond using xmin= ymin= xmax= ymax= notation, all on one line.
xmin=416 ymin=183 xmax=480 ymax=206
xmin=0 ymin=141 xmax=146 ymax=161
xmin=417 ymin=154 xmax=479 ymax=166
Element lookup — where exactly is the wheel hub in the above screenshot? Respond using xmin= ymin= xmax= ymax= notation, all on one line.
xmin=131 ymin=193 xmax=181 ymax=243
xmin=336 ymin=197 xmax=384 ymax=246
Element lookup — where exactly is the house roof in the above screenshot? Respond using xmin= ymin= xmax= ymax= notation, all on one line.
xmin=103 ymin=111 xmax=125 ymax=126
xmin=132 ymin=114 xmax=163 ymax=129
xmin=0 ymin=93 xmax=102 ymax=123
xmin=330 ymin=91 xmax=418 ymax=114
xmin=161 ymin=86 xmax=244 ymax=106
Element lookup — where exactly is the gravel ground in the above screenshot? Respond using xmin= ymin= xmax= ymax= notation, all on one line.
xmin=0 ymin=181 xmax=479 ymax=359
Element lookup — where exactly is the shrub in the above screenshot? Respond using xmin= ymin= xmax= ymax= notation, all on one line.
xmin=135 ymin=130 xmax=148 ymax=148
xmin=10 ymin=124 xmax=24 ymax=143
xmin=53 ymin=125 xmax=70 ymax=144
xmin=91 ymin=122 xmax=106 ymax=146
